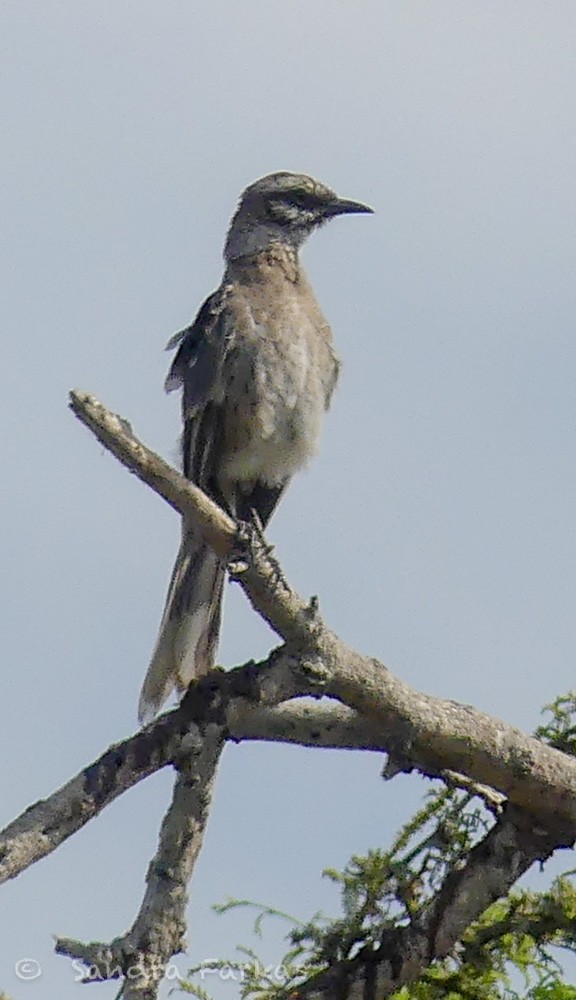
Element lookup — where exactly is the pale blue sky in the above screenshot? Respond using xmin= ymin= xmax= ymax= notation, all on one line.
xmin=2 ymin=2 xmax=576 ymax=996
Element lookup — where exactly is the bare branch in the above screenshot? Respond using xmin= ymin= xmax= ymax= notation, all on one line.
xmin=227 ymin=701 xmax=387 ymax=751
xmin=56 ymin=724 xmax=223 ymax=999
xmin=441 ymin=769 xmax=505 ymax=814
xmin=323 ymin=650 xmax=576 ymax=825
xmin=0 ymin=661 xmax=299 ymax=886
xmin=69 ymin=389 xmax=236 ymax=557
xmin=68 ymin=392 xmax=576 ymax=827
xmin=7 ymin=628 xmax=569 ymax=892
xmin=19 ymin=388 xmax=567 ymax=999
xmin=0 ymin=710 xmax=181 ymax=885
xmin=69 ymin=390 xmax=316 ymax=644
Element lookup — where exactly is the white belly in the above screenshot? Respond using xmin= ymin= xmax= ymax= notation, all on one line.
xmin=221 ymin=322 xmax=331 ymax=487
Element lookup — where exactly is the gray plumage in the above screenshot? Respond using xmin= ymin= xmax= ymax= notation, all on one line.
xmin=138 ymin=172 xmax=372 ymax=724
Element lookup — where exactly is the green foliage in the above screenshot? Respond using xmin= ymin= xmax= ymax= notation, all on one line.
xmin=535 ymin=692 xmax=576 ymax=757
xmin=179 ymin=696 xmax=576 ymax=1000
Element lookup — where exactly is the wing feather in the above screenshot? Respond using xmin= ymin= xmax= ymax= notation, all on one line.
xmin=165 ymin=287 xmax=234 ymax=493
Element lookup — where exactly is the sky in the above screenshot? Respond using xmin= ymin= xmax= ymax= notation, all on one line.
xmin=2 ymin=1 xmax=576 ymax=996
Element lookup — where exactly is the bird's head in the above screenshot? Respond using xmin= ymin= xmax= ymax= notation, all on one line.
xmin=224 ymin=171 xmax=373 ymax=261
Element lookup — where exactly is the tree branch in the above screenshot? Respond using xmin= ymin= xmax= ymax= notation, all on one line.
xmin=2 ymin=389 xmax=568 ymax=998
xmin=0 ymin=661 xmax=300 ymax=886
xmin=56 ymin=723 xmax=223 ymax=998
xmin=0 ymin=709 xmax=181 ymax=885
xmin=68 ymin=390 xmax=576 ymax=828
xmin=299 ymin=806 xmax=566 ymax=1000
xmin=69 ymin=390 xmax=316 ymax=644
xmin=227 ymin=700 xmax=387 ymax=751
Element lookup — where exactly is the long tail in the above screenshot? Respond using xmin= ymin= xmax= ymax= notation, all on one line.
xmin=138 ymin=527 xmax=224 ymax=724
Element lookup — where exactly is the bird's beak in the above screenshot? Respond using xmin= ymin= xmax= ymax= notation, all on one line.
xmin=325 ymin=197 xmax=374 ymax=217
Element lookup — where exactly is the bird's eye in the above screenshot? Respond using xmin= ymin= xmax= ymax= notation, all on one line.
xmin=292 ymin=191 xmax=310 ymax=208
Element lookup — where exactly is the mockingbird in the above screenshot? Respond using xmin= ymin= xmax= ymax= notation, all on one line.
xmin=138 ymin=171 xmax=372 ymax=723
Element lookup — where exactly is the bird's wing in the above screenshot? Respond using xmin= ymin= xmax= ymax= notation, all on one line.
xmin=165 ymin=287 xmax=234 ymax=493
xmin=165 ymin=284 xmax=287 ymax=525
xmin=138 ymin=290 xmax=233 ymax=722
xmin=165 ymin=289 xmax=228 ymax=400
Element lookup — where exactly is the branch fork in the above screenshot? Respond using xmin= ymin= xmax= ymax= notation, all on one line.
xmin=0 ymin=389 xmax=574 ymax=998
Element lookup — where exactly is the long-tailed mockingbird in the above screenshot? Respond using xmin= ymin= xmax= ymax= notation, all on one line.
xmin=139 ymin=171 xmax=372 ymax=723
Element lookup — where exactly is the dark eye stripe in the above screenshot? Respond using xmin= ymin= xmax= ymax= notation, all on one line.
xmin=291 ymin=191 xmax=319 ymax=208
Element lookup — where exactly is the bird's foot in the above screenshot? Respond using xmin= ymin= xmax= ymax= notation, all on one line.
xmin=228 ymin=518 xmax=289 ymax=593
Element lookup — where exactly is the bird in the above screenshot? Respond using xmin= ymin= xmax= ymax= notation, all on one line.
xmin=138 ymin=171 xmax=372 ymax=724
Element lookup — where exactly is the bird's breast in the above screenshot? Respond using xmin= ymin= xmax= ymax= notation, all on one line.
xmin=219 ymin=290 xmax=338 ymax=489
